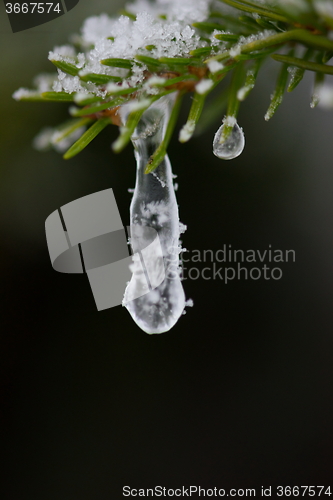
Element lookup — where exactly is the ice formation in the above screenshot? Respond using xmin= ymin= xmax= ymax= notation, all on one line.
xmin=33 ymin=125 xmax=87 ymax=152
xmin=213 ymin=116 xmax=245 ymax=160
xmin=195 ymin=79 xmax=214 ymax=95
xmin=207 ymin=60 xmax=224 ymax=74
xmin=125 ymin=0 xmax=210 ymax=24
xmin=178 ymin=120 xmax=196 ymax=143
xmin=122 ymin=95 xmax=186 ymax=334
xmin=44 ymin=0 xmax=212 ymax=98
xmin=13 ymin=72 xmax=58 ymax=101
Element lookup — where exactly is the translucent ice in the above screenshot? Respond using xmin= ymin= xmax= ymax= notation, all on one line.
xmin=122 ymin=95 xmax=186 ymax=334
xmin=213 ymin=117 xmax=245 ymax=160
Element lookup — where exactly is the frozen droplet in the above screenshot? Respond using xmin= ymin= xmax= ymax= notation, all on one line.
xmin=122 ymin=94 xmax=186 ymax=334
xmin=213 ymin=118 xmax=245 ymax=160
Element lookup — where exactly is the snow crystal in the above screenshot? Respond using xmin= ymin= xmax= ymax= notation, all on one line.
xmin=33 ymin=127 xmax=54 ymax=151
xmin=52 ymin=45 xmax=76 ymax=58
xmin=287 ymin=66 xmax=297 ymax=76
xmin=49 ymin=51 xmax=70 ymax=63
xmin=13 ymin=72 xmax=58 ymax=99
xmin=77 ymin=53 xmax=86 ymax=69
xmin=12 ymin=88 xmax=39 ymax=100
xmin=264 ymin=102 xmax=278 ymax=121
xmin=207 ymin=60 xmax=224 ymax=73
xmin=106 ymin=81 xmax=130 ymax=93
xmin=210 ymin=29 xmax=224 ymax=47
xmin=74 ymin=91 xmax=92 ymax=103
xmin=52 ymin=127 xmax=86 ymax=152
xmin=145 ymin=76 xmax=167 ymax=86
xmin=81 ymin=14 xmax=118 ymax=45
xmin=52 ymin=80 xmax=63 ymax=92
xmin=237 ymin=85 xmax=251 ymax=101
xmin=33 ymin=125 xmax=86 ymax=152
xmin=185 ymin=298 xmax=194 ymax=307
xmin=126 ymin=0 xmax=210 ymax=24
xmin=14 ymin=0 xmax=214 ymax=100
xmin=52 ymin=70 xmax=84 ymax=94
xmin=229 ymin=29 xmax=276 ymax=60
xmin=33 ymin=73 xmax=58 ymax=92
xmin=126 ymin=98 xmax=152 ymax=112
xmin=224 ymin=115 xmax=237 ymax=127
xmin=143 ymin=75 xmax=167 ymax=94
xmin=179 ymin=221 xmax=187 ymax=234
xmin=79 ymin=6 xmax=203 ymax=88
xmin=195 ymin=78 xmax=214 ymax=95
xmin=179 ymin=119 xmax=195 ymax=142
xmin=229 ymin=44 xmax=242 ymax=58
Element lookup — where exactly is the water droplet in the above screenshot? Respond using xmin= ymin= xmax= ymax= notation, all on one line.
xmin=213 ymin=119 xmax=245 ymax=160
xmin=122 ymin=95 xmax=186 ymax=334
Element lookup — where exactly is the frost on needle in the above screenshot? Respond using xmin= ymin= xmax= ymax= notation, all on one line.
xmin=13 ymin=0 xmax=333 ymax=164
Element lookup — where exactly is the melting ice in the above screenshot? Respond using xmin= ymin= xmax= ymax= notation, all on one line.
xmin=213 ymin=117 xmax=245 ymax=160
xmin=122 ymin=95 xmax=186 ymax=334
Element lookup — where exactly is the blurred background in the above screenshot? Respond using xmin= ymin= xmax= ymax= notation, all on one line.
xmin=1 ymin=1 xmax=333 ymax=498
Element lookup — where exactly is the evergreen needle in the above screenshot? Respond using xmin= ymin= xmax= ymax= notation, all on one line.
xmin=272 ymin=54 xmax=333 ymax=75
xmin=63 ymin=118 xmax=111 ymax=159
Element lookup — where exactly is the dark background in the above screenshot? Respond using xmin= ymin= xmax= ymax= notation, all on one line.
xmin=1 ymin=1 xmax=333 ymax=498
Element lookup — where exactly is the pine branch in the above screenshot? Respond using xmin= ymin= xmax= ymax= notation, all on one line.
xmin=13 ymin=0 xmax=333 ymax=166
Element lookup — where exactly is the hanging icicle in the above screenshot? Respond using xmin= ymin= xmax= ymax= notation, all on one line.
xmin=122 ymin=95 xmax=186 ymax=334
